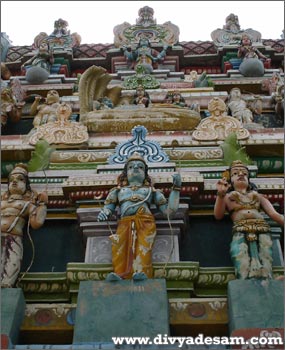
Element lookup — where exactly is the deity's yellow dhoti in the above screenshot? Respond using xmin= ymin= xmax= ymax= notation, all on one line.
xmin=109 ymin=207 xmax=156 ymax=279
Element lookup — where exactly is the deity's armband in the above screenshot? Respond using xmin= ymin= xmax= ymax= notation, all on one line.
xmin=172 ymin=184 xmax=182 ymax=192
xmin=154 ymin=189 xmax=168 ymax=206
xmin=104 ymin=187 xmax=119 ymax=205
xmin=102 ymin=207 xmax=113 ymax=219
xmin=217 ymin=191 xmax=227 ymax=199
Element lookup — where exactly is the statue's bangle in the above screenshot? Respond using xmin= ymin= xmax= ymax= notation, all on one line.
xmin=217 ymin=191 xmax=226 ymax=198
xmin=172 ymin=185 xmax=182 ymax=192
xmin=103 ymin=208 xmax=112 ymax=217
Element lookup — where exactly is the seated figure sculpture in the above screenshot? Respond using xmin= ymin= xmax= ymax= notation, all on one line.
xmin=237 ymin=34 xmax=268 ymax=77
xmin=22 ymin=42 xmax=53 ymax=72
xmin=214 ymin=160 xmax=284 ymax=279
xmin=136 ymin=6 xmax=156 ymax=26
xmin=1 ymin=164 xmax=48 ymax=288
xmin=123 ymin=36 xmax=168 ymax=73
xmin=51 ymin=18 xmax=70 ymax=37
xmin=227 ymin=87 xmax=253 ymax=125
xmin=192 ymin=97 xmax=249 ymax=141
xmin=223 ymin=13 xmax=240 ymax=33
xmin=237 ymin=34 xmax=267 ymax=61
xmin=171 ymin=91 xmax=187 ymax=107
xmin=269 ymin=72 xmax=284 ymax=127
xmin=97 ymin=152 xmax=181 ymax=280
xmin=29 ymin=102 xmax=88 ymax=145
xmin=93 ymin=96 xmax=114 ymax=110
xmin=22 ymin=42 xmax=53 ymax=84
xmin=1 ymin=62 xmax=11 ymax=81
xmin=79 ymin=65 xmax=201 ymax=132
xmin=170 ymin=91 xmax=200 ymax=112
xmin=30 ymin=89 xmax=61 ymax=128
xmin=131 ymin=85 xmax=151 ymax=107
xmin=1 ymin=87 xmax=25 ymax=129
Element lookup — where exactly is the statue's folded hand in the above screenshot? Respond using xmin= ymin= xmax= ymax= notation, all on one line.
xmin=97 ymin=208 xmax=111 ymax=222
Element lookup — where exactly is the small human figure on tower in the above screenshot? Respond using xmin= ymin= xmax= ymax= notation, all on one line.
xmin=1 ymin=164 xmax=48 ymax=288
xmin=214 ymin=160 xmax=284 ymax=280
xmin=132 ymin=85 xmax=151 ymax=107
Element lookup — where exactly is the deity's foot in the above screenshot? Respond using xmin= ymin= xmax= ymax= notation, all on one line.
xmin=132 ymin=272 xmax=148 ymax=281
xmin=106 ymin=272 xmax=122 ymax=282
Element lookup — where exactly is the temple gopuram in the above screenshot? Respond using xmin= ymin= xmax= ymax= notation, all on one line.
xmin=1 ymin=6 xmax=284 ymax=350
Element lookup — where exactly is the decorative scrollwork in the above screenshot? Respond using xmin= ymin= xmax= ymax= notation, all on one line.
xmin=108 ymin=125 xmax=169 ymax=164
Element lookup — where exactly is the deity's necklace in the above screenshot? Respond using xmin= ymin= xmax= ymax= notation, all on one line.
xmin=128 ymin=184 xmax=141 ymax=191
xmin=128 ymin=184 xmax=144 ymax=202
xmin=7 ymin=194 xmax=24 ymax=202
xmin=231 ymin=191 xmax=258 ymax=206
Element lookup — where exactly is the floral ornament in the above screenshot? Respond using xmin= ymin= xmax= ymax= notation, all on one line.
xmin=222 ymin=170 xmax=230 ymax=181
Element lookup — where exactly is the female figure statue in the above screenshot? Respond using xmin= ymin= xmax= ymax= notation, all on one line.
xmin=237 ymin=34 xmax=267 ymax=61
xmin=171 ymin=91 xmax=200 ymax=112
xmin=237 ymin=34 xmax=267 ymax=77
xmin=214 ymin=160 xmax=284 ymax=279
xmin=132 ymin=85 xmax=151 ymax=107
xmin=22 ymin=42 xmax=53 ymax=84
xmin=22 ymin=42 xmax=53 ymax=73
xmin=1 ymin=87 xmax=24 ymax=128
xmin=1 ymin=164 xmax=48 ymax=287
xmin=171 ymin=91 xmax=187 ymax=107
xmin=227 ymin=87 xmax=253 ymax=124
xmin=97 ymin=152 xmax=181 ymax=280
xmin=30 ymin=89 xmax=61 ymax=127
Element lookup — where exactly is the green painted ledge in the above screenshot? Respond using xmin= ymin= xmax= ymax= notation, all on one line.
xmin=17 ymin=264 xmax=284 ymax=303
xmin=17 ymin=272 xmax=69 ymax=302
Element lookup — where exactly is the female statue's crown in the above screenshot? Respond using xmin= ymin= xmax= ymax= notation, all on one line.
xmin=10 ymin=163 xmax=29 ymax=176
xmin=230 ymin=160 xmax=249 ymax=170
xmin=126 ymin=152 xmax=146 ymax=165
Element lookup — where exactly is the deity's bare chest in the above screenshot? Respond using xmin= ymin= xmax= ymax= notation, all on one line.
xmin=1 ymin=199 xmax=28 ymax=216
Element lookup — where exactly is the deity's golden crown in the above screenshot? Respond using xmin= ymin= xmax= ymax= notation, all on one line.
xmin=230 ymin=160 xmax=249 ymax=170
xmin=241 ymin=33 xmax=251 ymax=40
xmin=10 ymin=163 xmax=28 ymax=176
xmin=126 ymin=152 xmax=146 ymax=165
